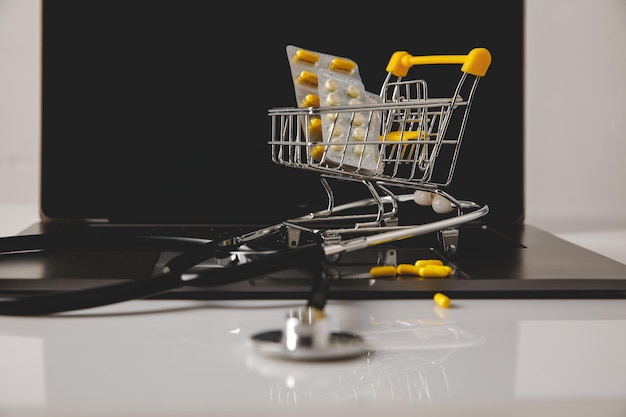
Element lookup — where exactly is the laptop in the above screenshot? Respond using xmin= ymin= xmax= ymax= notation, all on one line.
xmin=2 ymin=0 xmax=626 ymax=301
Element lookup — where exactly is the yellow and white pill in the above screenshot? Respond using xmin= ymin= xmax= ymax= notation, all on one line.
xmin=433 ymin=292 xmax=451 ymax=308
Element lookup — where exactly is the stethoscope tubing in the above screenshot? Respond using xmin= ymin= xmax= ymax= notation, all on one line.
xmin=0 ymin=204 xmax=488 ymax=316
xmin=0 ymin=238 xmax=326 ymax=316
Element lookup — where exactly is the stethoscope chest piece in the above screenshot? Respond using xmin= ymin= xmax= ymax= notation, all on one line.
xmin=250 ymin=306 xmax=367 ymax=361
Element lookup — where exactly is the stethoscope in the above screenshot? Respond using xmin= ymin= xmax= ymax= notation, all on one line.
xmin=0 ymin=205 xmax=488 ymax=360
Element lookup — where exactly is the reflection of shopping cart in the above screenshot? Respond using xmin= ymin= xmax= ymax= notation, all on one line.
xmin=267 ymin=48 xmax=492 ymax=255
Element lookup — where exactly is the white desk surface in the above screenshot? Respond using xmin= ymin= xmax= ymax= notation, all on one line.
xmin=1 ymin=204 xmax=626 ymax=417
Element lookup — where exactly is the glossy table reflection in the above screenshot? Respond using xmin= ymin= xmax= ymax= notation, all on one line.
xmin=2 ymin=297 xmax=626 ymax=416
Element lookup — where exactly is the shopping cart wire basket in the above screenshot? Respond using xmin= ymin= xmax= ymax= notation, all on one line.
xmin=266 ymin=48 xmax=492 ymax=255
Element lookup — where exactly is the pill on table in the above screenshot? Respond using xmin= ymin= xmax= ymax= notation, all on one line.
xmin=396 ymin=263 xmax=421 ymax=275
xmin=419 ymin=265 xmax=453 ymax=277
xmin=370 ymin=265 xmax=397 ymax=277
xmin=324 ymin=79 xmax=339 ymax=92
xmin=329 ymin=57 xmax=356 ymax=73
xmin=415 ymin=259 xmax=444 ymax=268
xmin=433 ymin=292 xmax=451 ymax=308
xmin=295 ymin=49 xmax=320 ymax=64
xmin=297 ymin=70 xmax=318 ymax=86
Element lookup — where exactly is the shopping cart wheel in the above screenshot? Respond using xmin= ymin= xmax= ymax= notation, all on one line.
xmin=438 ymin=228 xmax=459 ymax=255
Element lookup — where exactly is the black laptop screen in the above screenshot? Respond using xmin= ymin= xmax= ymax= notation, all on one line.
xmin=41 ymin=1 xmax=523 ymax=226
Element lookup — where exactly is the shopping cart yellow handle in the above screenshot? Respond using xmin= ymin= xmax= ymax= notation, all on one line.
xmin=385 ymin=48 xmax=491 ymax=78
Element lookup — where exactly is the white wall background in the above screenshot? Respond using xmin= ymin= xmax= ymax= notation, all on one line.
xmin=1 ymin=0 xmax=625 ymax=235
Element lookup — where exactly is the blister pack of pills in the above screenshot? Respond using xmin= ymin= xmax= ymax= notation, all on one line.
xmin=285 ymin=45 xmax=380 ymax=174
xmin=286 ymin=45 xmax=362 ymax=147
xmin=286 ymin=45 xmax=361 ymax=108
xmin=316 ymin=69 xmax=381 ymax=174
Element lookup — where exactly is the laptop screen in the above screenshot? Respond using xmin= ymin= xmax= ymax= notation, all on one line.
xmin=41 ymin=1 xmax=523 ymax=226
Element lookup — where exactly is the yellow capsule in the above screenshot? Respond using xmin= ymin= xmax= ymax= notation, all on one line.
xmin=433 ymin=292 xmax=451 ymax=308
xmin=415 ymin=259 xmax=444 ymax=268
xmin=329 ymin=57 xmax=356 ymax=73
xmin=370 ymin=265 xmax=397 ymax=277
xmin=310 ymin=145 xmax=324 ymax=162
xmin=297 ymin=70 xmax=318 ymax=86
xmin=418 ymin=265 xmax=453 ymax=277
xmin=294 ymin=49 xmax=320 ymax=64
xmin=309 ymin=117 xmax=322 ymax=134
xmin=396 ymin=263 xmax=421 ymax=276
xmin=301 ymin=94 xmax=320 ymax=108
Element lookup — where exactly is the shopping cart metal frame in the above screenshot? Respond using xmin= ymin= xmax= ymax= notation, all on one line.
xmin=266 ymin=48 xmax=492 ymax=256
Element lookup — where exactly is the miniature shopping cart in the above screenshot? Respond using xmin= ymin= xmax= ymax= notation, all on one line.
xmin=264 ymin=48 xmax=492 ymax=255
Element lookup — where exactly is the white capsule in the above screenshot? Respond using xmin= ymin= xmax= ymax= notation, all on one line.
xmin=349 ymin=98 xmax=362 ymax=105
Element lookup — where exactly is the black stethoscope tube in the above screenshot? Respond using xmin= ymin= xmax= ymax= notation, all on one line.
xmin=0 ymin=234 xmax=327 ymax=316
